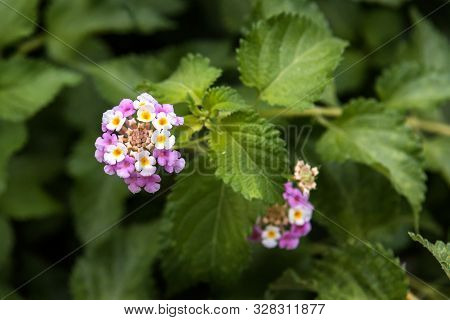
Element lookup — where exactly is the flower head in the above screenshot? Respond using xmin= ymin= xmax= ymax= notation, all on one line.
xmin=293 ymin=160 xmax=319 ymax=194
xmin=94 ymin=93 xmax=185 ymax=193
xmin=249 ymin=160 xmax=317 ymax=250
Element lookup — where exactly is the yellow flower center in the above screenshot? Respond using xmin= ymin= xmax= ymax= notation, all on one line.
xmin=113 ymin=148 xmax=122 ymax=157
xmin=156 ymin=134 xmax=166 ymax=143
xmin=140 ymin=157 xmax=150 ymax=166
xmin=141 ymin=111 xmax=151 ymax=121
xmin=158 ymin=117 xmax=168 ymax=126
xmin=294 ymin=210 xmax=303 ymax=220
xmin=112 ymin=116 xmax=120 ymax=126
xmin=267 ymin=230 xmax=276 ymax=239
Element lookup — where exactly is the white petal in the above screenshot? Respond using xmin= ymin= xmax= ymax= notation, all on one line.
xmin=262 ymin=239 xmax=278 ymax=249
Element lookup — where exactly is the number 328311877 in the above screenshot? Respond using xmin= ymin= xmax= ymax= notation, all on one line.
xmin=253 ymin=303 xmax=325 ymax=315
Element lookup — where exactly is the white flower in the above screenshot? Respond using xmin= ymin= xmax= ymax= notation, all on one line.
xmin=151 ymin=130 xmax=175 ymax=150
xmin=102 ymin=110 xmax=126 ymax=131
xmin=104 ymin=143 xmax=128 ymax=165
xmin=133 ymin=98 xmax=154 ymax=111
xmin=152 ymin=112 xmax=173 ymax=130
xmin=134 ymin=151 xmax=156 ymax=176
xmin=137 ymin=105 xmax=155 ymax=123
xmin=288 ymin=204 xmax=313 ymax=226
xmin=137 ymin=93 xmax=158 ymax=104
xmin=261 ymin=225 xmax=281 ymax=248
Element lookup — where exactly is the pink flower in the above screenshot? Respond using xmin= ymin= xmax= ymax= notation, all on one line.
xmin=153 ymin=150 xmax=185 ymax=173
xmin=279 ymin=231 xmax=300 ymax=250
xmin=104 ymin=164 xmax=117 ymax=175
xmin=283 ymin=182 xmax=310 ymax=208
xmin=172 ymin=116 xmax=184 ymax=126
xmin=141 ymin=174 xmax=161 ymax=193
xmin=95 ymin=132 xmax=118 ymax=163
xmin=155 ymin=103 xmax=174 ymax=114
xmin=95 ymin=132 xmax=118 ymax=150
xmin=118 ymin=99 xmax=135 ymax=117
xmin=291 ymin=222 xmax=312 ymax=238
xmin=248 ymin=225 xmax=262 ymax=242
xmin=124 ymin=172 xmax=143 ymax=194
xmin=115 ymin=155 xmax=136 ymax=178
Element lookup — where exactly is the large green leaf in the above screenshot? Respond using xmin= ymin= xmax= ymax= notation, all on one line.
xmin=0 ymin=155 xmax=62 ymax=220
xmin=71 ymin=222 xmax=160 ymax=299
xmin=46 ymin=0 xmax=184 ymax=61
xmin=376 ymin=62 xmax=450 ymax=110
xmin=209 ymin=112 xmax=288 ymax=203
xmin=423 ymin=137 xmax=450 ymax=185
xmin=375 ymin=10 xmax=450 ymax=111
xmin=317 ymin=99 xmax=426 ymax=226
xmin=0 ymin=58 xmax=81 ymax=122
xmin=0 ymin=0 xmax=38 ymax=49
xmin=313 ymin=163 xmax=413 ymax=250
xmin=409 ymin=233 xmax=450 ymax=279
xmin=237 ymin=14 xmax=346 ymax=108
xmin=251 ymin=0 xmax=329 ymax=30
xmin=88 ymin=54 xmax=170 ymax=104
xmin=68 ymin=133 xmax=128 ymax=243
xmin=269 ymin=242 xmax=408 ymax=299
xmin=148 ymin=54 xmax=222 ymax=105
xmin=163 ymin=167 xmax=266 ymax=289
xmin=0 ymin=121 xmax=27 ymax=195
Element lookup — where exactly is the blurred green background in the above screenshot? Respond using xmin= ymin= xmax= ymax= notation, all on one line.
xmin=0 ymin=0 xmax=448 ymax=299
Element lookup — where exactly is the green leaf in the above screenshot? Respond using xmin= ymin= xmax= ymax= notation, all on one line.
xmin=0 ymin=0 xmax=38 ymax=49
xmin=0 ymin=216 xmax=13 ymax=268
xmin=0 ymin=121 xmax=27 ymax=195
xmin=409 ymin=9 xmax=450 ymax=71
xmin=313 ymin=163 xmax=413 ymax=250
xmin=252 ymin=0 xmax=329 ymax=30
xmin=0 ymin=58 xmax=81 ymax=122
xmin=46 ymin=0 xmax=185 ymax=61
xmin=317 ymin=99 xmax=426 ymax=227
xmin=423 ymin=137 xmax=450 ymax=185
xmin=148 ymin=54 xmax=222 ymax=105
xmin=409 ymin=233 xmax=450 ymax=279
xmin=68 ymin=133 xmax=128 ymax=243
xmin=237 ymin=14 xmax=346 ymax=108
xmin=203 ymin=86 xmax=249 ymax=118
xmin=209 ymin=112 xmax=288 ymax=203
xmin=88 ymin=54 xmax=170 ymax=104
xmin=163 ymin=167 xmax=265 ymax=288
xmin=376 ymin=62 xmax=450 ymax=110
xmin=71 ymin=222 xmax=160 ymax=299
xmin=271 ymin=242 xmax=408 ymax=299
xmin=0 ymin=155 xmax=62 ymax=220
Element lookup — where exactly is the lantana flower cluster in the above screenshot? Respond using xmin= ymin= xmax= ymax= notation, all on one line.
xmin=249 ymin=160 xmax=319 ymax=250
xmin=94 ymin=93 xmax=185 ymax=193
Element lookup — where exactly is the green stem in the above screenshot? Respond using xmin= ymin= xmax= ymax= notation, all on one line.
xmin=259 ymin=106 xmax=342 ymax=118
xmin=14 ymin=34 xmax=45 ymax=56
xmin=259 ymin=106 xmax=450 ymax=137
xmin=406 ymin=116 xmax=450 ymax=137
